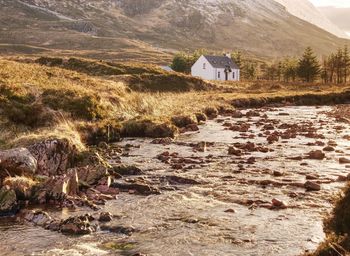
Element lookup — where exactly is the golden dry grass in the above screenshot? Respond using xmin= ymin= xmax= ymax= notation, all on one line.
xmin=1 ymin=56 xmax=349 ymax=150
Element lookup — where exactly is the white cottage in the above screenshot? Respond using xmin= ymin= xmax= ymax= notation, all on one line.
xmin=191 ymin=54 xmax=240 ymax=81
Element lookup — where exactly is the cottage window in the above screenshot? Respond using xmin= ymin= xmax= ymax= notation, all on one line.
xmin=218 ymin=72 xmax=221 ymax=78
xmin=203 ymin=63 xmax=206 ymax=69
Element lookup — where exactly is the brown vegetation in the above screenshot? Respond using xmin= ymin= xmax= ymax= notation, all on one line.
xmin=1 ymin=56 xmax=350 ymax=151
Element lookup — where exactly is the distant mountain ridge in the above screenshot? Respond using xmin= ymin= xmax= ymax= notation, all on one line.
xmin=275 ymin=0 xmax=348 ymax=38
xmin=0 ymin=0 xmax=349 ymax=61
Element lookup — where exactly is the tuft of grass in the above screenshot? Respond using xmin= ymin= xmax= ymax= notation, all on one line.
xmin=121 ymin=118 xmax=177 ymax=138
xmin=171 ymin=115 xmax=196 ymax=128
xmin=123 ymin=73 xmax=215 ymax=92
xmin=42 ymin=89 xmax=107 ymax=121
xmin=3 ymin=176 xmax=37 ymax=200
xmin=311 ymin=184 xmax=350 ymax=255
xmin=36 ymin=57 xmax=164 ymax=76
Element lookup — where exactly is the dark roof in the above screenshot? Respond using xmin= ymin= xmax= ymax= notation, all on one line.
xmin=204 ymin=55 xmax=239 ymax=69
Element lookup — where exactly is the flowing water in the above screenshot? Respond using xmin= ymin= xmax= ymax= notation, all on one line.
xmin=1 ymin=106 xmax=350 ymax=256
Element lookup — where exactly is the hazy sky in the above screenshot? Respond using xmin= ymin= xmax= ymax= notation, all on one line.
xmin=310 ymin=0 xmax=350 ymax=7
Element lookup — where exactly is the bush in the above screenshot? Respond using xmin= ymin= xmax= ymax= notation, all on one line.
xmin=204 ymin=107 xmax=219 ymax=119
xmin=0 ymin=85 xmax=53 ymax=127
xmin=125 ymin=73 xmax=213 ymax=92
xmin=171 ymin=115 xmax=196 ymax=128
xmin=78 ymin=120 xmax=122 ymax=145
xmin=121 ymin=119 xmax=177 ymax=138
xmin=42 ymin=89 xmax=106 ymax=121
xmin=5 ymin=102 xmax=54 ymax=128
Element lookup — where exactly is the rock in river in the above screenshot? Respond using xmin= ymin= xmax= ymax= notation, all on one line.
xmin=307 ymin=150 xmax=325 ymax=160
xmin=304 ymin=181 xmax=321 ymax=191
xmin=339 ymin=157 xmax=350 ymax=164
xmin=60 ymin=214 xmax=96 ymax=235
xmin=111 ymin=182 xmax=160 ymax=195
xmin=99 ymin=212 xmax=113 ymax=222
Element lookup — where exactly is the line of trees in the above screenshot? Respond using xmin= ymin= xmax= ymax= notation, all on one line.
xmin=171 ymin=46 xmax=350 ymax=83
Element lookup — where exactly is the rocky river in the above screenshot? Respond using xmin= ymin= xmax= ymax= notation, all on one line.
xmin=0 ymin=105 xmax=350 ymax=256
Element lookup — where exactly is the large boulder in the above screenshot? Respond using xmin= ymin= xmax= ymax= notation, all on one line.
xmin=0 ymin=187 xmax=18 ymax=216
xmin=38 ymin=168 xmax=79 ymax=201
xmin=27 ymin=139 xmax=75 ymax=176
xmin=77 ymin=166 xmax=109 ymax=186
xmin=0 ymin=148 xmax=37 ymax=181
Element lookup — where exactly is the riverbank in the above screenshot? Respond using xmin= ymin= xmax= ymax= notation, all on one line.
xmin=1 ymin=56 xmax=350 ymax=255
xmin=1 ymin=105 xmax=350 ymax=255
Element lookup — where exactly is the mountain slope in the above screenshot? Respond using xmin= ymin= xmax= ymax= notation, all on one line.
xmin=319 ymin=6 xmax=350 ymax=37
xmin=0 ymin=0 xmax=349 ymax=60
xmin=274 ymin=0 xmax=347 ymax=39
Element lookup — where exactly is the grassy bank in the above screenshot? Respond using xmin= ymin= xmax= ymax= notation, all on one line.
xmin=1 ymin=56 xmax=350 ymax=150
xmin=310 ymin=183 xmax=350 ymax=256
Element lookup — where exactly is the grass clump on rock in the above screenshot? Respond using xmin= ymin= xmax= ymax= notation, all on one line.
xmin=42 ymin=89 xmax=107 ymax=121
xmin=311 ymin=184 xmax=350 ymax=256
xmin=121 ymin=118 xmax=177 ymax=138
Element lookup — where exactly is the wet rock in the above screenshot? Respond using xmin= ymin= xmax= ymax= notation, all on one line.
xmin=328 ymin=140 xmax=338 ymax=147
xmin=186 ymin=123 xmax=199 ymax=132
xmin=224 ymin=209 xmax=236 ymax=213
xmin=0 ymin=148 xmax=37 ymax=181
xmin=273 ymin=171 xmax=284 ymax=177
xmin=323 ymin=146 xmax=335 ymax=152
xmin=99 ymin=212 xmax=113 ymax=222
xmin=247 ymin=157 xmax=256 ymax=164
xmin=111 ymin=182 xmax=160 ymax=195
xmin=271 ymin=198 xmax=287 ymax=209
xmin=151 ymin=138 xmax=173 ymax=145
xmin=231 ymin=110 xmax=243 ymax=118
xmin=267 ymin=134 xmax=279 ymax=144
xmin=337 ymin=175 xmax=350 ymax=182
xmin=100 ymin=224 xmax=136 ymax=235
xmin=98 ymin=142 xmax=109 ymax=150
xmin=195 ymin=112 xmax=207 ymax=123
xmin=307 ymin=150 xmax=325 ymax=160
xmin=204 ymin=107 xmax=218 ymax=119
xmin=60 ymin=214 xmax=96 ymax=235
xmin=246 ymin=110 xmax=260 ymax=117
xmin=171 ymin=115 xmax=196 ymax=128
xmin=23 ymin=210 xmax=52 ymax=226
xmin=263 ymin=124 xmax=275 ymax=130
xmin=27 ymin=139 xmax=75 ymax=176
xmin=111 ymin=165 xmax=143 ymax=176
xmin=165 ymin=176 xmax=201 ymax=185
xmin=77 ymin=166 xmax=108 ymax=185
xmin=339 ymin=157 xmax=350 ymax=164
xmin=0 ymin=187 xmax=18 ymax=216
xmin=228 ymin=147 xmax=242 ymax=156
xmin=194 ymin=142 xmax=207 ymax=152
xmin=304 ymin=181 xmax=321 ymax=191
xmin=306 ymin=174 xmax=319 ymax=180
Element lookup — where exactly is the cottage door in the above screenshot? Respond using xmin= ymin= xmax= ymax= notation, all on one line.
xmin=225 ymin=72 xmax=228 ymax=81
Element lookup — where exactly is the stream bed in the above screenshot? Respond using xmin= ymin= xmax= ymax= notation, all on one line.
xmin=0 ymin=106 xmax=349 ymax=256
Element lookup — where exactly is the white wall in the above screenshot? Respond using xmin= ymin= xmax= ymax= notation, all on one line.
xmin=213 ymin=68 xmax=240 ymax=81
xmin=191 ymin=56 xmax=215 ymax=80
xmin=191 ymin=55 xmax=240 ymax=81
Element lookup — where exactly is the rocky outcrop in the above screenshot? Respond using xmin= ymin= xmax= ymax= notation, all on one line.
xmin=0 ymin=148 xmax=37 ymax=181
xmin=0 ymin=187 xmax=18 ymax=216
xmin=77 ymin=166 xmax=109 ymax=186
xmin=27 ymin=139 xmax=76 ymax=176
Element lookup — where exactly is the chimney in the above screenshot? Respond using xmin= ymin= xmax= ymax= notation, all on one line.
xmin=224 ymin=53 xmax=231 ymax=58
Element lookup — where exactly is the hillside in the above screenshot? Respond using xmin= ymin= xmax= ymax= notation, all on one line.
xmin=0 ymin=0 xmax=349 ymax=61
xmin=274 ymin=0 xmax=347 ymax=39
